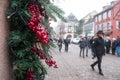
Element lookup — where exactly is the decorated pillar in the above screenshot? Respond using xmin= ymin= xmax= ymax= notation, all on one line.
xmin=0 ymin=0 xmax=13 ymax=80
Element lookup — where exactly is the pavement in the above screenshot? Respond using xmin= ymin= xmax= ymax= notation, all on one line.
xmin=45 ymin=44 xmax=120 ymax=80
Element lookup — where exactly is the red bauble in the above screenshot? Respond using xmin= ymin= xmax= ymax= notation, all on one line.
xmin=41 ymin=39 xmax=49 ymax=44
xmin=36 ymin=31 xmax=41 ymax=38
xmin=28 ymin=21 xmax=34 ymax=27
xmin=51 ymin=60 xmax=56 ymax=64
xmin=26 ymin=70 xmax=34 ymax=80
xmin=35 ymin=26 xmax=44 ymax=31
xmin=28 ymin=4 xmax=50 ymax=44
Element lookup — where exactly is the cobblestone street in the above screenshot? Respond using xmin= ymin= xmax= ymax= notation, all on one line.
xmin=45 ymin=44 xmax=120 ymax=80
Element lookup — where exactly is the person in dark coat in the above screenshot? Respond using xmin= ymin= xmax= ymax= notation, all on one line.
xmin=111 ymin=38 xmax=116 ymax=55
xmin=105 ymin=38 xmax=111 ymax=54
xmin=79 ymin=37 xmax=86 ymax=58
xmin=84 ymin=37 xmax=89 ymax=57
xmin=90 ymin=30 xmax=105 ymax=76
xmin=89 ymin=36 xmax=96 ymax=59
xmin=64 ymin=37 xmax=70 ymax=52
xmin=57 ymin=38 xmax=63 ymax=52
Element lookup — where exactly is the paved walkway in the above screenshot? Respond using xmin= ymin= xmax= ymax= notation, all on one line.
xmin=45 ymin=44 xmax=120 ymax=80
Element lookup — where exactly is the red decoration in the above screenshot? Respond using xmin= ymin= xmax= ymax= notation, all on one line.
xmin=54 ymin=64 xmax=58 ymax=68
xmin=26 ymin=70 xmax=34 ymax=80
xmin=28 ymin=4 xmax=50 ymax=44
xmin=31 ymin=47 xmax=46 ymax=59
xmin=31 ymin=47 xmax=58 ymax=68
xmin=45 ymin=59 xmax=58 ymax=68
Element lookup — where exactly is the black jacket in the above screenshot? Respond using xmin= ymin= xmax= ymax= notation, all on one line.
xmin=64 ymin=39 xmax=70 ymax=47
xmin=94 ymin=37 xmax=105 ymax=56
xmin=79 ymin=39 xmax=86 ymax=48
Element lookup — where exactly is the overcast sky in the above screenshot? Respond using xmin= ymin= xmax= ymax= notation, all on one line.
xmin=54 ymin=0 xmax=114 ymax=20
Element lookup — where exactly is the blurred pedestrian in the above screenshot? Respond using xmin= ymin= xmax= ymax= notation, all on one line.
xmin=89 ymin=36 xmax=96 ymax=59
xmin=85 ymin=37 xmax=89 ymax=57
xmin=90 ymin=30 xmax=105 ymax=76
xmin=64 ymin=37 xmax=70 ymax=52
xmin=79 ymin=37 xmax=86 ymax=58
xmin=115 ymin=36 xmax=120 ymax=56
xmin=105 ymin=38 xmax=111 ymax=54
xmin=111 ymin=38 xmax=116 ymax=55
xmin=57 ymin=38 xmax=63 ymax=52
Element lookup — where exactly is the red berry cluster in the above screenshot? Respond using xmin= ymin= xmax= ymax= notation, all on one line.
xmin=31 ymin=47 xmax=46 ymax=59
xmin=28 ymin=4 xmax=50 ymax=44
xmin=45 ymin=59 xmax=58 ymax=68
xmin=26 ymin=70 xmax=34 ymax=80
xmin=31 ymin=47 xmax=58 ymax=68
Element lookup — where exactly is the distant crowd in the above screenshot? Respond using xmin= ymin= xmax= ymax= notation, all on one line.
xmin=51 ymin=31 xmax=120 ymax=76
xmin=55 ymin=34 xmax=120 ymax=57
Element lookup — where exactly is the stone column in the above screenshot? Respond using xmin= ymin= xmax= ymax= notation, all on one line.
xmin=0 ymin=0 xmax=13 ymax=80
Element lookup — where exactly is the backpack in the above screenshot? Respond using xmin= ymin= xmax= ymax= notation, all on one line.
xmin=90 ymin=38 xmax=96 ymax=47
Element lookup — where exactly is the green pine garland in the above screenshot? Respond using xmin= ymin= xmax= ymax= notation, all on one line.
xmin=7 ymin=0 xmax=66 ymax=80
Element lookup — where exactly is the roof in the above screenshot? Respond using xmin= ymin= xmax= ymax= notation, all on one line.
xmin=79 ymin=10 xmax=97 ymax=24
xmin=94 ymin=0 xmax=120 ymax=17
xmin=67 ymin=13 xmax=78 ymax=22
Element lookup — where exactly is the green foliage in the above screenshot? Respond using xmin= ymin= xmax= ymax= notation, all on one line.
xmin=7 ymin=0 xmax=66 ymax=80
xmin=42 ymin=2 xmax=66 ymax=22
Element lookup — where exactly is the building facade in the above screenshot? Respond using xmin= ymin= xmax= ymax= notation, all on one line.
xmin=94 ymin=0 xmax=120 ymax=40
xmin=79 ymin=10 xmax=97 ymax=36
xmin=64 ymin=13 xmax=79 ymax=39
xmin=83 ymin=18 xmax=95 ymax=36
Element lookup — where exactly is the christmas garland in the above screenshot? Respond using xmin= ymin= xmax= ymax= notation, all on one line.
xmin=7 ymin=0 xmax=65 ymax=80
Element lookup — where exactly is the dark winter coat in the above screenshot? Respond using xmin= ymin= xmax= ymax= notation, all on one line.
xmin=58 ymin=38 xmax=63 ymax=47
xmin=94 ymin=37 xmax=105 ymax=56
xmin=112 ymin=40 xmax=117 ymax=49
xmin=90 ymin=37 xmax=95 ymax=48
xmin=79 ymin=39 xmax=86 ymax=48
xmin=64 ymin=39 xmax=70 ymax=47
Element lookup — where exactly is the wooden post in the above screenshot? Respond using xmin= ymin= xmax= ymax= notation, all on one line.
xmin=0 ymin=0 xmax=13 ymax=80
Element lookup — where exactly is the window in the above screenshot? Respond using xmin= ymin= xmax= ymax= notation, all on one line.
xmin=68 ymin=26 xmax=72 ymax=32
xmin=116 ymin=21 xmax=120 ymax=29
xmin=103 ymin=12 xmax=107 ymax=19
xmin=101 ymin=14 xmax=103 ymax=20
xmin=98 ymin=25 xmax=103 ymax=30
xmin=103 ymin=23 xmax=107 ymax=30
xmin=95 ymin=17 xmax=98 ymax=22
xmin=99 ymin=15 xmax=102 ymax=21
xmin=108 ymin=10 xmax=111 ymax=18
xmin=107 ymin=22 xmax=111 ymax=29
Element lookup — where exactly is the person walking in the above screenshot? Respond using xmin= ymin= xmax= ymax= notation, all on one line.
xmin=84 ymin=37 xmax=89 ymax=57
xmin=89 ymin=36 xmax=96 ymax=59
xmin=90 ymin=30 xmax=105 ymax=76
xmin=105 ymin=38 xmax=111 ymax=54
xmin=64 ymin=37 xmax=70 ymax=52
xmin=79 ymin=37 xmax=86 ymax=58
xmin=111 ymin=38 xmax=116 ymax=55
xmin=115 ymin=37 xmax=120 ymax=56
xmin=57 ymin=38 xmax=63 ymax=52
